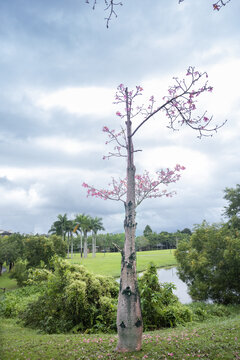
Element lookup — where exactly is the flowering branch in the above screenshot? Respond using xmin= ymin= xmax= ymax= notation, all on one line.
xmin=179 ymin=0 xmax=231 ymax=10
xmin=111 ymin=68 xmax=226 ymax=145
xmin=86 ymin=0 xmax=231 ymax=28
xmin=82 ymin=165 xmax=185 ymax=207
xmin=212 ymin=0 xmax=231 ymax=10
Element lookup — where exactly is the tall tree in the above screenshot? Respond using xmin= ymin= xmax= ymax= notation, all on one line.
xmin=143 ymin=225 xmax=153 ymax=238
xmin=66 ymin=219 xmax=76 ymax=259
xmin=223 ymin=184 xmax=240 ymax=219
xmin=74 ymin=213 xmax=87 ymax=257
xmin=80 ymin=215 xmax=92 ymax=258
xmin=175 ymin=221 xmax=240 ymax=304
xmin=90 ymin=217 xmax=105 ymax=257
xmin=223 ymin=184 xmax=240 ymax=229
xmin=83 ymin=67 xmax=224 ymax=352
xmin=0 ymin=233 xmax=24 ymax=272
xmin=48 ymin=214 xmax=69 ymax=243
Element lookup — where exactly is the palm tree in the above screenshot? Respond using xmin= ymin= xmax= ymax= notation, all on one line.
xmin=66 ymin=219 xmax=76 ymax=259
xmin=80 ymin=215 xmax=92 ymax=258
xmin=90 ymin=217 xmax=105 ymax=257
xmin=48 ymin=214 xmax=68 ymax=243
xmin=74 ymin=213 xmax=86 ymax=258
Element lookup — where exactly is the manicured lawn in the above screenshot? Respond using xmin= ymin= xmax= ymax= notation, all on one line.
xmin=68 ymin=249 xmax=177 ymax=277
xmin=1 ymin=315 xmax=240 ymax=359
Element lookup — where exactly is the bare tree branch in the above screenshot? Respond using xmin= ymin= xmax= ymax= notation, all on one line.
xmin=86 ymin=0 xmax=122 ymax=27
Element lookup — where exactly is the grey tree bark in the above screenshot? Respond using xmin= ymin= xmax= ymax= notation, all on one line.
xmin=116 ymin=90 xmax=143 ymax=352
xmin=83 ymin=231 xmax=88 ymax=258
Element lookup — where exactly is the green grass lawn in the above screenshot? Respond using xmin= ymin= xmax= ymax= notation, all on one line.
xmin=0 ymin=271 xmax=17 ymax=290
xmin=68 ymin=249 xmax=177 ymax=277
xmin=1 ymin=315 xmax=239 ymax=360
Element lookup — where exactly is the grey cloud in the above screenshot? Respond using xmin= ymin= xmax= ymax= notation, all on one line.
xmin=0 ymin=0 xmax=240 ymax=234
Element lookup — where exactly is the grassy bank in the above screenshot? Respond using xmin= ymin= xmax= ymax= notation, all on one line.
xmin=68 ymin=249 xmax=177 ymax=277
xmin=1 ymin=315 xmax=240 ymax=360
xmin=0 ymin=271 xmax=17 ymax=290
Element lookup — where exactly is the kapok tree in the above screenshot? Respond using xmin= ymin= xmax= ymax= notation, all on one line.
xmin=82 ymin=66 xmax=225 ymax=352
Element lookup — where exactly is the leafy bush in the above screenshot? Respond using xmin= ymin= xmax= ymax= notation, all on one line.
xmin=138 ymin=263 xmax=193 ymax=330
xmin=20 ymin=257 xmax=118 ymax=334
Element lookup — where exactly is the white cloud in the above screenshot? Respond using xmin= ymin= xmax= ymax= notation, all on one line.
xmin=35 ymin=86 xmax=116 ymax=116
xmin=34 ymin=136 xmax=104 ymax=155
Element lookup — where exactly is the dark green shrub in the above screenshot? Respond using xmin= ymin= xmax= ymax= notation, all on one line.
xmin=138 ymin=263 xmax=193 ymax=330
xmin=159 ymin=304 xmax=192 ymax=327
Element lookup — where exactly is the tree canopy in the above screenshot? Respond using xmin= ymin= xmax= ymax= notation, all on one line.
xmin=175 ymin=221 xmax=240 ymax=304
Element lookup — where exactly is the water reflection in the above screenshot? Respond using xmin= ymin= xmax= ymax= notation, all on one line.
xmin=117 ymin=266 xmax=192 ymax=304
xmin=156 ymin=267 xmax=192 ymax=304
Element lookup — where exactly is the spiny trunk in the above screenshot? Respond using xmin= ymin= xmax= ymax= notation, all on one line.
xmin=116 ymin=89 xmax=143 ymax=352
xmin=83 ymin=232 xmax=88 ymax=258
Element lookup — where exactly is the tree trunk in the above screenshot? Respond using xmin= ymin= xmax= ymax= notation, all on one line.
xmin=83 ymin=232 xmax=88 ymax=258
xmin=92 ymin=232 xmax=96 ymax=258
xmin=116 ymin=89 xmax=143 ymax=352
xmin=71 ymin=232 xmax=73 ymax=259
xmin=67 ymin=232 xmax=70 ymax=259
xmin=79 ymin=232 xmax=83 ymax=258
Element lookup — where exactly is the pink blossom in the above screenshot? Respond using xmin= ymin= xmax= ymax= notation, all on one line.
xmin=213 ymin=3 xmax=220 ymax=10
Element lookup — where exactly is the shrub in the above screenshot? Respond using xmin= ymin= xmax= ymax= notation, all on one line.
xmin=9 ymin=260 xmax=28 ymax=286
xmin=138 ymin=263 xmax=193 ymax=330
xmin=20 ymin=257 xmax=118 ymax=334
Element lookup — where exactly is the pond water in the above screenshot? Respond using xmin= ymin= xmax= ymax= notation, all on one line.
xmin=156 ymin=267 xmax=192 ymax=304
xmin=117 ymin=267 xmax=192 ymax=304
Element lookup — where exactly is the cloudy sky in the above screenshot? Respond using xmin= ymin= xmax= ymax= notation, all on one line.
xmin=0 ymin=0 xmax=239 ymax=235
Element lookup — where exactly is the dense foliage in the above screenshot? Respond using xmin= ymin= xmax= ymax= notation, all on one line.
xmin=0 ymin=234 xmax=67 ymax=278
xmin=138 ymin=263 xmax=192 ymax=330
xmin=0 ymin=233 xmax=24 ymax=272
xmin=19 ymin=257 xmax=118 ymax=334
xmin=1 ymin=257 xmax=236 ymax=335
xmin=223 ymin=184 xmax=240 ymax=229
xmin=175 ymin=221 xmax=240 ymax=304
